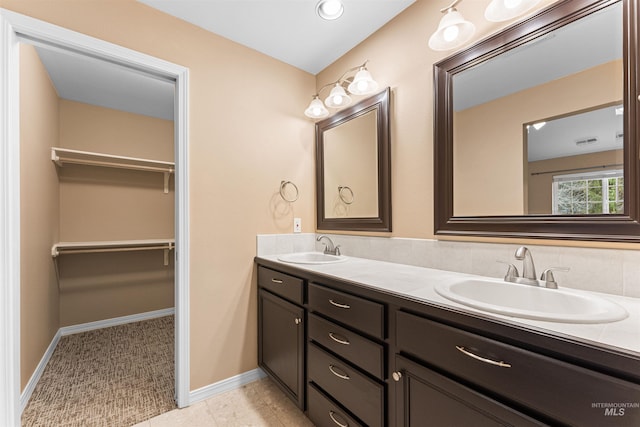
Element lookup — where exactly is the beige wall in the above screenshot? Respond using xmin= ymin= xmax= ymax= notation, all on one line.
xmin=20 ymin=44 xmax=60 ymax=390
xmin=528 ymin=149 xmax=624 ymax=213
xmin=453 ymin=60 xmax=623 ymax=216
xmin=4 ymin=0 xmax=315 ymax=390
xmin=57 ymin=100 xmax=175 ymax=326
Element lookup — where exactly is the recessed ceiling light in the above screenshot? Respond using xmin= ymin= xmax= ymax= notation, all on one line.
xmin=316 ymin=0 xmax=344 ymax=20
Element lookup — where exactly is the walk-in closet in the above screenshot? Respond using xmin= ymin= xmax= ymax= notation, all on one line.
xmin=19 ymin=41 xmax=177 ymax=425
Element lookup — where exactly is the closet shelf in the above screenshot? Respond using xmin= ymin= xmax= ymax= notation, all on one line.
xmin=51 ymin=239 xmax=174 ymax=284
xmin=51 ymin=147 xmax=175 ymax=193
xmin=51 ymin=239 xmax=175 ymax=265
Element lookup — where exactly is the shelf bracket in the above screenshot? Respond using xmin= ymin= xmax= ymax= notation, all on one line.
xmin=164 ymin=171 xmax=170 ymax=194
xmin=164 ymin=247 xmax=170 ymax=266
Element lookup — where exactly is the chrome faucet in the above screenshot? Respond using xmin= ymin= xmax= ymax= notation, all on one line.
xmin=514 ymin=246 xmax=538 ymax=285
xmin=502 ymin=246 xmax=569 ymax=288
xmin=317 ymin=235 xmax=341 ymax=256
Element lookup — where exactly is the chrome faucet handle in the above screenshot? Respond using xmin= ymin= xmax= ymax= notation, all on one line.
xmin=334 ymin=245 xmax=341 ymax=256
xmin=497 ymin=260 xmax=519 ymax=282
xmin=540 ymin=267 xmax=570 ymax=289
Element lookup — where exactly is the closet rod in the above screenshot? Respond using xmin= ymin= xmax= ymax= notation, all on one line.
xmin=54 ymin=245 xmax=173 ymax=256
xmin=54 ymin=156 xmax=174 ymax=174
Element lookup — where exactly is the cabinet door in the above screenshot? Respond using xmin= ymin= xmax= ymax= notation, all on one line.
xmin=259 ymin=289 xmax=305 ymax=408
xmin=394 ymin=355 xmax=546 ymax=427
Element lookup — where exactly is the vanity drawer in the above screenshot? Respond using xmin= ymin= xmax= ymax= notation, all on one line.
xmin=308 ymin=383 xmax=364 ymax=427
xmin=258 ymin=266 xmax=303 ymax=305
xmin=396 ymin=310 xmax=640 ymax=427
xmin=309 ymin=283 xmax=384 ymax=339
xmin=308 ymin=342 xmax=384 ymax=427
xmin=309 ymin=313 xmax=384 ymax=379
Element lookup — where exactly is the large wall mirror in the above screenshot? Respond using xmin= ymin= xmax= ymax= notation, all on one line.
xmin=434 ymin=0 xmax=639 ymax=242
xmin=316 ymin=87 xmax=391 ymax=231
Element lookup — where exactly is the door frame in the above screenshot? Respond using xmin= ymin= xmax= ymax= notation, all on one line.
xmin=0 ymin=9 xmax=191 ymax=425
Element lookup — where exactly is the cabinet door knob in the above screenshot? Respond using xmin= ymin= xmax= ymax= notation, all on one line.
xmin=392 ymin=371 xmax=403 ymax=382
xmin=294 ymin=318 xmax=302 ymax=325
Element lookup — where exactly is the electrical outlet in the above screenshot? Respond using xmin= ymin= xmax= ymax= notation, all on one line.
xmin=293 ymin=218 xmax=302 ymax=233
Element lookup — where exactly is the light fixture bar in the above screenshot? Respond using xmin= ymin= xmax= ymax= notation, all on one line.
xmin=304 ymin=60 xmax=380 ymax=119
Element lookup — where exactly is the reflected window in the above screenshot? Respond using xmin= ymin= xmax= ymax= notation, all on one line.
xmin=552 ymin=170 xmax=623 ymax=214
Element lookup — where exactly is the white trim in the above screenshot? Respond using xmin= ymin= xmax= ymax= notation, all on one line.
xmin=59 ymin=308 xmax=175 ymax=336
xmin=0 ymin=9 xmax=191 ymax=425
xmin=0 ymin=10 xmax=22 ymax=427
xmin=189 ymin=369 xmax=268 ymax=405
xmin=174 ymin=61 xmax=190 ymax=409
xmin=19 ymin=330 xmax=61 ymax=412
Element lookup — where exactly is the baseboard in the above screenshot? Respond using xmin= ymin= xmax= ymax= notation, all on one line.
xmin=20 ymin=307 xmax=175 ymax=413
xmin=59 ymin=307 xmax=175 ymax=336
xmin=20 ymin=329 xmax=61 ymax=412
xmin=189 ymin=368 xmax=267 ymax=405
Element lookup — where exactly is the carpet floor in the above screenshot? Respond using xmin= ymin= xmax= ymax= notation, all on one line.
xmin=22 ymin=315 xmax=176 ymax=427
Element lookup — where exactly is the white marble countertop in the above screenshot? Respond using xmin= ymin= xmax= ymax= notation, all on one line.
xmin=257 ymin=254 xmax=640 ymax=355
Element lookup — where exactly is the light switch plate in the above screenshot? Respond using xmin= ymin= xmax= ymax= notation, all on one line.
xmin=293 ymin=218 xmax=302 ymax=233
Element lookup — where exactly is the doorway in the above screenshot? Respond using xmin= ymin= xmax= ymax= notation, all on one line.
xmin=0 ymin=9 xmax=190 ymax=426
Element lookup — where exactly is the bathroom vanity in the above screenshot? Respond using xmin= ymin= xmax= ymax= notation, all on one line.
xmin=256 ymin=255 xmax=640 ymax=427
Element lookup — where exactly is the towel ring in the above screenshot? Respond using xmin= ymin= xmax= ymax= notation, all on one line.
xmin=280 ymin=180 xmax=299 ymax=202
xmin=338 ymin=186 xmax=354 ymax=205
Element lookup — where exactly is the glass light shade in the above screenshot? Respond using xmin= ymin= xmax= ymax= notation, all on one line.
xmin=428 ymin=9 xmax=476 ymax=51
xmin=304 ymin=96 xmax=329 ymax=119
xmin=485 ymin=0 xmax=541 ymax=22
xmin=316 ymin=0 xmax=344 ymax=20
xmin=324 ymin=84 xmax=352 ymax=108
xmin=347 ymin=68 xmax=379 ymax=95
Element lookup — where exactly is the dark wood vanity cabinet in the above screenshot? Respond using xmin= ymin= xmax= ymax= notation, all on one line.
xmin=394 ymin=355 xmax=544 ymax=427
xmin=394 ymin=310 xmax=640 ymax=427
xmin=256 ymin=259 xmax=640 ymax=427
xmin=257 ymin=267 xmax=305 ymax=409
xmin=307 ymin=282 xmax=387 ymax=427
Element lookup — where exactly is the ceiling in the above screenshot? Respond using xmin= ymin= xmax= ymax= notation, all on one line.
xmin=32 ymin=0 xmax=416 ymax=121
xmin=35 ymin=46 xmax=175 ymax=121
xmin=137 ymin=0 xmax=416 ymax=75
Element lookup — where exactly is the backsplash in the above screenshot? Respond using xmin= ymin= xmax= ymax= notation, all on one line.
xmin=256 ymin=233 xmax=640 ymax=298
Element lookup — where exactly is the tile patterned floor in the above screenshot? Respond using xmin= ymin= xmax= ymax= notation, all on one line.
xmin=133 ymin=377 xmax=315 ymax=427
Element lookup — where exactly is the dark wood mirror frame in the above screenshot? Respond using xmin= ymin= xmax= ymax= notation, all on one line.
xmin=316 ymin=87 xmax=391 ymax=232
xmin=434 ymin=0 xmax=639 ymax=242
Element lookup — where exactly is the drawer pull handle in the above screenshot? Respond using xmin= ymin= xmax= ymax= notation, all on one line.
xmin=329 ymin=299 xmax=351 ymax=309
xmin=271 ymin=278 xmax=284 ymax=284
xmin=328 ymin=364 xmax=350 ymax=380
xmin=294 ymin=318 xmax=302 ymax=325
xmin=328 ymin=332 xmax=350 ymax=345
xmin=392 ymin=371 xmax=403 ymax=382
xmin=329 ymin=410 xmax=349 ymax=427
xmin=456 ymin=346 xmax=512 ymax=368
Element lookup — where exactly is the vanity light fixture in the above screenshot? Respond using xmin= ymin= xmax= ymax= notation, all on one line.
xmin=429 ymin=0 xmax=543 ymax=51
xmin=304 ymin=60 xmax=379 ymax=119
xmin=428 ymin=0 xmax=476 ymax=51
xmin=485 ymin=0 xmax=541 ymax=22
xmin=316 ymin=0 xmax=344 ymax=20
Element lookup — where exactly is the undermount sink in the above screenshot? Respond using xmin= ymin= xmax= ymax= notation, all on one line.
xmin=435 ymin=279 xmax=628 ymax=324
xmin=277 ymin=252 xmax=347 ymax=265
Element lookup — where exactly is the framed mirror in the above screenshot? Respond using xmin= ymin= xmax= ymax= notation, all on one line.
xmin=434 ymin=0 xmax=639 ymax=242
xmin=316 ymin=87 xmax=391 ymax=231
